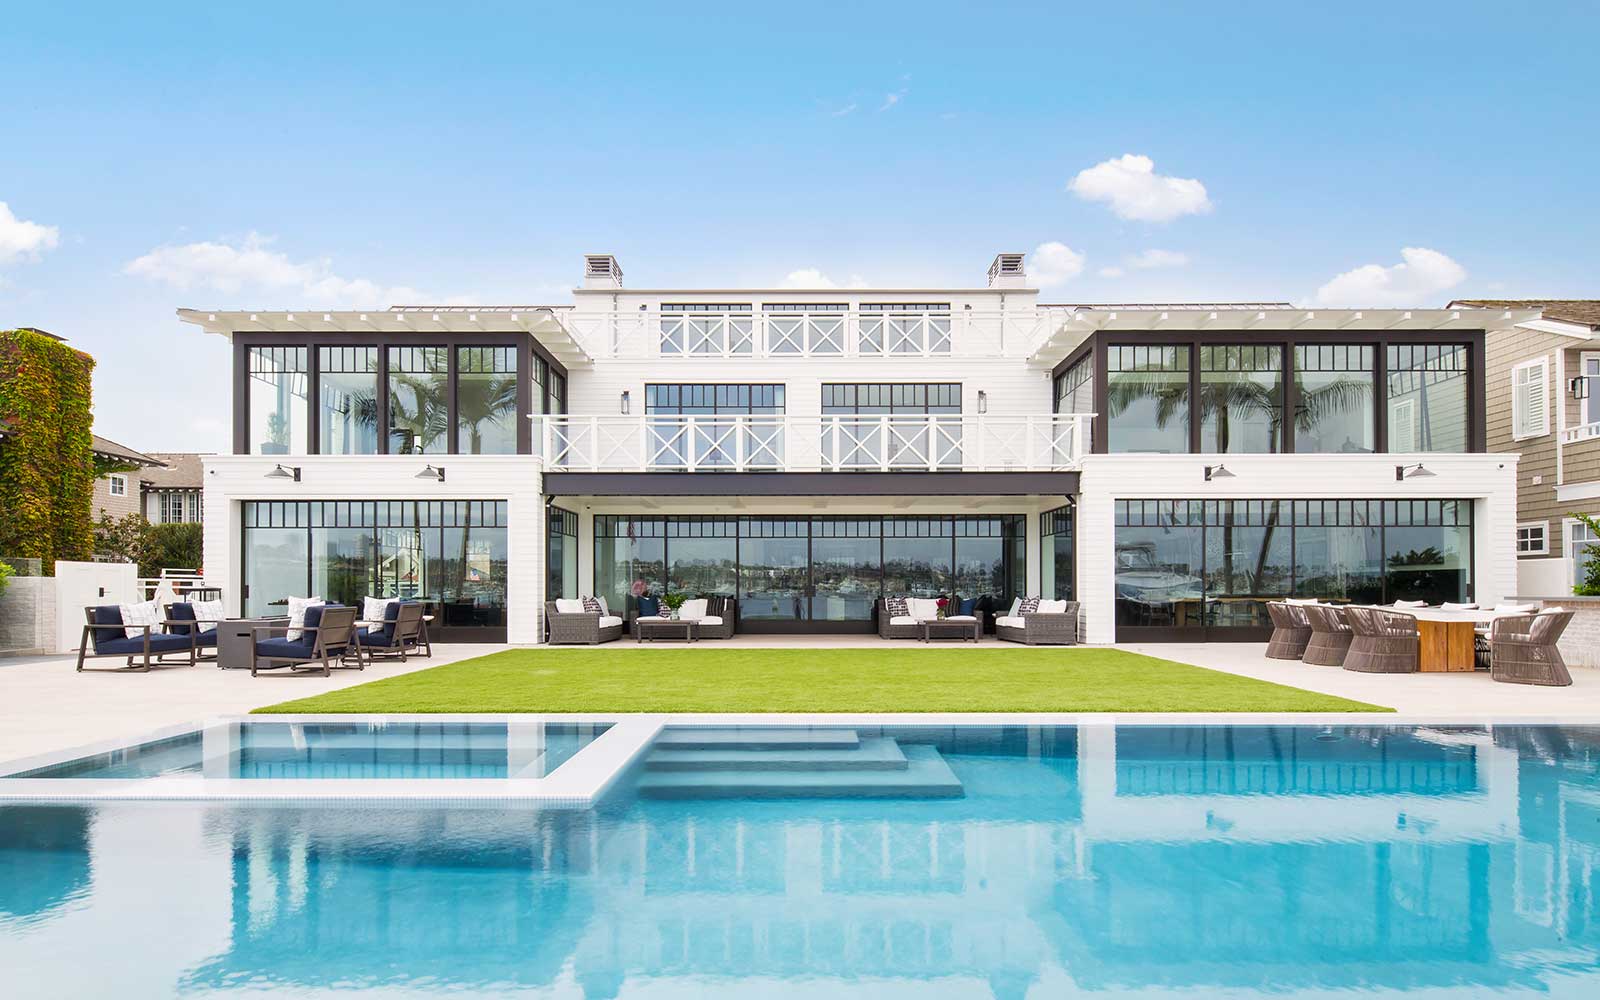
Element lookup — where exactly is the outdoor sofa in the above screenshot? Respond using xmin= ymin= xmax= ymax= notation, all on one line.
xmin=76 ymin=605 xmax=198 ymax=672
xmin=628 ymin=596 xmax=738 ymax=639
xmin=545 ymin=599 xmax=624 ymax=644
xmin=877 ymin=596 xmax=985 ymax=641
xmin=995 ymin=600 xmax=1079 ymax=645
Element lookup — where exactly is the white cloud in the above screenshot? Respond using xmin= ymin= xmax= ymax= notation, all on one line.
xmin=1127 ymin=248 xmax=1189 ymax=269
xmin=124 ymin=232 xmax=424 ymax=308
xmin=829 ymin=102 xmax=858 ymax=117
xmin=0 ymin=201 xmax=60 ymax=265
xmin=1068 ymin=154 xmax=1212 ymax=223
xmin=1313 ymin=247 xmax=1467 ymax=307
xmin=1028 ymin=241 xmax=1087 ymax=286
xmin=779 ymin=268 xmax=868 ymax=289
xmin=878 ymin=89 xmax=906 ymax=112
xmin=1098 ymin=266 xmax=1126 ymax=279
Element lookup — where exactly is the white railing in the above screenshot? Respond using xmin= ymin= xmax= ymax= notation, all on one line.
xmin=1561 ymin=422 xmax=1600 ymax=445
xmin=550 ymin=307 xmax=1077 ymax=360
xmin=534 ymin=413 xmax=1092 ymax=472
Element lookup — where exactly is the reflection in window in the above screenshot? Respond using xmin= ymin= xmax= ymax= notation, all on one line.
xmin=547 ymin=507 xmax=578 ymax=602
xmin=811 ymin=519 xmax=882 ymax=622
xmin=1107 ymin=346 xmax=1190 ymax=453
xmin=1202 ymin=501 xmax=1291 ymax=628
xmin=1115 ymin=502 xmax=1204 ymax=628
xmin=1294 ymin=345 xmax=1374 ymax=453
xmin=954 ymin=516 xmax=1025 ymax=618
xmin=1042 ymin=505 xmax=1075 ymax=600
xmin=667 ymin=518 xmax=738 ymax=597
xmin=388 ymin=347 xmax=449 ymax=455
xmin=1292 ymin=502 xmax=1384 ymax=604
xmin=1200 ymin=345 xmax=1282 ymax=453
xmin=593 ymin=516 xmax=665 ymax=619
xmin=884 ymin=517 xmax=954 ymax=599
xmin=318 ymin=347 xmax=379 ymax=454
xmin=1385 ymin=500 xmax=1471 ymax=604
xmin=457 ymin=347 xmax=518 ymax=455
xmin=739 ymin=519 xmax=808 ymax=623
xmin=248 ymin=347 xmax=307 ymax=455
xmin=1387 ymin=345 xmax=1469 ymax=452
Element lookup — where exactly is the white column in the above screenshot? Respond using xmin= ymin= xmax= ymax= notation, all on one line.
xmin=1075 ymin=466 xmax=1117 ymax=644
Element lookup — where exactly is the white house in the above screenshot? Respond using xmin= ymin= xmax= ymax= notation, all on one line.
xmin=178 ymin=254 xmax=1530 ymax=644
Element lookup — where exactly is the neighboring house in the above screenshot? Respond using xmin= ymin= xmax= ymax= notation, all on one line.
xmin=177 ymin=254 xmax=1528 ymax=645
xmin=140 ymin=452 xmax=208 ymax=523
xmin=89 ymin=434 xmax=163 ymax=522
xmin=1461 ymin=299 xmax=1600 ymax=595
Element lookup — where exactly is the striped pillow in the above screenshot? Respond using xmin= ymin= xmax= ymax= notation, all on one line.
xmin=1017 ymin=597 xmax=1041 ymax=615
xmin=581 ymin=596 xmax=602 ymax=614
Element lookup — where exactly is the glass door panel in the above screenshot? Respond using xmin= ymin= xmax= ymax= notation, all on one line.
xmin=739 ymin=521 xmax=809 ymax=623
xmin=811 ymin=527 xmax=881 ymax=622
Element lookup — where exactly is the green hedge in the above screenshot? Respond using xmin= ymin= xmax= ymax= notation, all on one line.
xmin=0 ymin=329 xmax=96 ymax=573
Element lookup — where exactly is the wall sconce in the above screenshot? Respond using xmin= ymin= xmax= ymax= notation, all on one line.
xmin=1571 ymin=376 xmax=1589 ymax=400
xmin=264 ymin=464 xmax=301 ymax=482
xmin=1395 ymin=462 xmax=1436 ymax=481
xmin=1204 ymin=464 xmax=1235 ymax=481
xmin=620 ymin=390 xmax=631 ymax=415
xmin=977 ymin=390 xmax=988 ymax=414
xmin=415 ymin=464 xmax=446 ymax=482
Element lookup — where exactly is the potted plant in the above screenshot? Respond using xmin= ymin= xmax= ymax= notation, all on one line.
xmin=660 ymin=593 xmax=687 ymax=620
xmin=936 ymin=596 xmax=949 ymax=619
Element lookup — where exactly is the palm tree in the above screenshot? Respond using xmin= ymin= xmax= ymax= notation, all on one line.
xmin=389 ymin=372 xmax=449 ymax=454
xmin=454 ymin=373 xmax=519 ymax=454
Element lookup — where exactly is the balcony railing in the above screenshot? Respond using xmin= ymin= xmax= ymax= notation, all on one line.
xmin=1561 ymin=421 xmax=1600 ymax=445
xmin=534 ymin=414 xmax=1092 ymax=473
xmin=552 ymin=307 xmax=1074 ymax=360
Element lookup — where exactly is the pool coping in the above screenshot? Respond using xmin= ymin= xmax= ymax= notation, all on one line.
xmin=2 ymin=711 xmax=1597 ymax=807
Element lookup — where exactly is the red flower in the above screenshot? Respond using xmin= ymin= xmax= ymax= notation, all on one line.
xmin=936 ymin=597 xmax=949 ymax=610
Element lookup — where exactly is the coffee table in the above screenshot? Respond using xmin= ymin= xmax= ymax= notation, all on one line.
xmin=921 ymin=617 xmax=981 ymax=642
xmin=216 ymin=617 xmax=289 ymax=669
xmin=636 ymin=617 xmax=699 ymax=643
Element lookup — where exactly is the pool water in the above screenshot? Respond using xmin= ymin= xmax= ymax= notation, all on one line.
xmin=2 ymin=723 xmax=1598 ymax=997
xmin=11 ymin=722 xmax=611 ymax=780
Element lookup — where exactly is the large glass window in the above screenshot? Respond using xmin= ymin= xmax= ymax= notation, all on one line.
xmin=739 ymin=519 xmax=809 ymax=624
xmin=857 ymin=303 xmax=952 ymax=355
xmin=242 ymin=501 xmax=509 ymax=637
xmin=1107 ymin=345 xmax=1190 ymax=454
xmin=1200 ymin=345 xmax=1282 ymax=453
xmin=456 ymin=347 xmax=518 ymax=455
xmin=659 ymin=303 xmax=753 ymax=356
xmin=1293 ymin=345 xmax=1375 ymax=453
xmin=318 ymin=347 xmax=379 ymax=454
xmin=247 ymin=347 xmax=307 ymax=456
xmin=666 ymin=517 xmax=739 ymax=597
xmin=593 ymin=516 xmax=665 ymax=620
xmin=954 ymin=516 xmax=1025 ymax=618
xmin=547 ymin=507 xmax=578 ymax=602
xmin=1387 ymin=345 xmax=1469 ymax=452
xmin=883 ymin=517 xmax=954 ymax=599
xmin=388 ymin=347 xmax=449 ymax=455
xmin=645 ymin=384 xmax=785 ymax=469
xmin=1115 ymin=498 xmax=1472 ymax=634
xmin=810 ymin=519 xmax=882 ymax=622
xmin=1041 ymin=505 xmax=1075 ymax=600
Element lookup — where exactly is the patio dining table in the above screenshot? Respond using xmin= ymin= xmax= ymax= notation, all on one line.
xmin=1355 ymin=606 xmax=1523 ymax=673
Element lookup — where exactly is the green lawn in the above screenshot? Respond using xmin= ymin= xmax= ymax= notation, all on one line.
xmin=253 ymin=647 xmax=1389 ymax=714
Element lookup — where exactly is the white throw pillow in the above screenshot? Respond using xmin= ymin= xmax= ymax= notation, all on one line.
xmin=554 ymin=598 xmax=585 ymax=614
xmin=186 ymin=598 xmax=226 ymax=625
xmin=680 ymin=598 xmax=709 ymax=621
xmin=1285 ymin=597 xmax=1320 ymax=606
xmin=906 ymin=597 xmax=940 ymax=620
xmin=1439 ymin=602 xmax=1478 ymax=611
xmin=1392 ymin=600 xmax=1427 ymax=609
xmin=362 ymin=596 xmax=391 ymax=623
xmin=119 ymin=599 xmax=161 ymax=639
xmin=598 ymin=596 xmax=610 ymax=616
xmin=286 ymin=596 xmax=324 ymax=641
xmin=1008 ymin=597 xmax=1022 ymax=618
xmin=1538 ymin=606 xmax=1566 ymax=615
xmin=1036 ymin=599 xmax=1068 ymax=614
xmin=1495 ymin=602 xmax=1538 ymax=614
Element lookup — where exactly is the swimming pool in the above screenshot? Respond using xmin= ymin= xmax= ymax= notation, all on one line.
xmin=1 ymin=722 xmax=1597 ymax=997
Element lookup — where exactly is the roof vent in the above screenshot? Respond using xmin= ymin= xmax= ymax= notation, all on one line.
xmin=584 ymin=254 xmax=623 ymax=289
xmin=988 ymin=253 xmax=1026 ymax=289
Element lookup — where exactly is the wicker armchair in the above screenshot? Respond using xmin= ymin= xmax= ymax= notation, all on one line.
xmin=1343 ymin=606 xmax=1419 ymax=673
xmin=877 ymin=598 xmax=924 ymax=640
xmin=996 ymin=603 xmax=1080 ymax=645
xmin=1489 ymin=611 xmax=1573 ymax=686
xmin=1265 ymin=602 xmax=1312 ymax=659
xmin=1302 ymin=605 xmax=1354 ymax=666
xmin=545 ymin=602 xmax=623 ymax=645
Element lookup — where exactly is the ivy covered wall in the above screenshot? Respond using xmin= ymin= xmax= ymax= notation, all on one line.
xmin=0 ymin=329 xmax=96 ymax=572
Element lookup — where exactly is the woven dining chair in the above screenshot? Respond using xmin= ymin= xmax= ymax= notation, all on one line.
xmin=1302 ymin=605 xmax=1354 ymax=666
xmin=1265 ymin=602 xmax=1312 ymax=659
xmin=1343 ymin=606 xmax=1420 ymax=673
xmin=1489 ymin=610 xmax=1573 ymax=686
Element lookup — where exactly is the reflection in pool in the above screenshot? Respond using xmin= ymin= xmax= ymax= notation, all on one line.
xmin=1 ymin=724 xmax=1598 ymax=997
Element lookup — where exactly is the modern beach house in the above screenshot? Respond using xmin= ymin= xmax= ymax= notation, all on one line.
xmin=178 ymin=254 xmax=1531 ymax=645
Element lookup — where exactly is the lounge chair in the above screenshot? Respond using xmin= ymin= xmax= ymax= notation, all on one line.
xmin=545 ymin=600 xmax=623 ymax=644
xmin=251 ymin=605 xmax=363 ymax=677
xmin=1265 ymin=602 xmax=1313 ymax=659
xmin=1301 ymin=605 xmax=1354 ymax=666
xmin=996 ymin=600 xmax=1080 ymax=645
xmin=1343 ymin=606 xmax=1419 ymax=673
xmin=358 ymin=601 xmax=429 ymax=661
xmin=1489 ymin=609 xmax=1573 ymax=686
xmin=75 ymin=606 xmax=197 ymax=672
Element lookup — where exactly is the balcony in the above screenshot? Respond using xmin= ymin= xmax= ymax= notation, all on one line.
xmin=533 ymin=414 xmax=1091 ymax=473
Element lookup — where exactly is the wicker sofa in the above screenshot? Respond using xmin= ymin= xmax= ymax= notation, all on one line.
xmin=629 ymin=596 xmax=738 ymax=639
xmin=995 ymin=601 xmax=1080 ymax=645
xmin=545 ymin=601 xmax=624 ymax=644
xmin=876 ymin=597 xmax=980 ymax=639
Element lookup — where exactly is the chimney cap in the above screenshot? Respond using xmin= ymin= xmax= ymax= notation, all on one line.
xmin=988 ymin=253 xmax=1026 ymax=288
xmin=583 ymin=254 xmax=623 ymax=289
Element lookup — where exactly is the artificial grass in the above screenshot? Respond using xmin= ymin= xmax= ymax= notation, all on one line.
xmin=252 ymin=647 xmax=1390 ymax=714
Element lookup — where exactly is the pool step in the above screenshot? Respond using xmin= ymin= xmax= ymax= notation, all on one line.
xmin=646 ymin=736 xmax=908 ymax=772
xmin=651 ymin=728 xmax=860 ymax=751
xmin=637 ymin=743 xmax=963 ymax=799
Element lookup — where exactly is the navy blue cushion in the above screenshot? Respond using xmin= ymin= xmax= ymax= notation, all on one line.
xmin=255 ymin=637 xmax=318 ymax=659
xmin=638 ymin=595 xmax=660 ymax=618
xmin=95 ymin=632 xmax=195 ymax=656
xmin=359 ymin=626 xmax=416 ymax=648
xmin=191 ymin=627 xmax=218 ymax=647
xmin=167 ymin=603 xmax=198 ymax=635
xmin=89 ymin=606 xmax=127 ymax=653
xmin=959 ymin=597 xmax=977 ymax=617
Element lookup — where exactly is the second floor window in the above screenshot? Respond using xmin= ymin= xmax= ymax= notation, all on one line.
xmin=1201 ymin=345 xmax=1282 ymax=453
xmin=457 ymin=347 xmax=518 ymax=454
xmin=857 ymin=303 xmax=951 ymax=355
xmin=645 ymin=384 xmax=785 ymax=469
xmin=248 ymin=346 xmax=308 ymax=456
xmin=388 ymin=346 xmax=449 ymax=455
xmin=1293 ymin=345 xmax=1375 ymax=454
xmin=660 ymin=304 xmax=753 ymax=356
xmin=319 ymin=347 xmax=379 ymax=454
xmin=107 ymin=474 xmax=127 ymax=497
xmin=1511 ymin=357 xmax=1549 ymax=440
xmin=1387 ymin=344 xmax=1468 ymax=452
xmin=1107 ymin=345 xmax=1189 ymax=454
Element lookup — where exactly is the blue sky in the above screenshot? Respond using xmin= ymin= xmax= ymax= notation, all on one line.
xmin=2 ymin=1 xmax=1596 ymax=452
